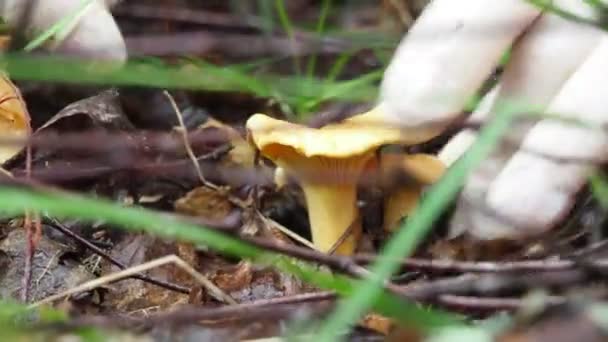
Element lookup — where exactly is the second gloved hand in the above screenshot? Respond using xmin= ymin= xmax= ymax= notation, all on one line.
xmin=377 ymin=0 xmax=608 ymax=240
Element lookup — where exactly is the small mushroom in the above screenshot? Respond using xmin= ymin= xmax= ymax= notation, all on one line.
xmin=273 ymin=166 xmax=288 ymax=190
xmin=246 ymin=109 xmax=436 ymax=255
xmin=377 ymin=153 xmax=445 ymax=232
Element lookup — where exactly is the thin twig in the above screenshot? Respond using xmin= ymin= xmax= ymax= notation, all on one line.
xmin=35 ymin=251 xmax=60 ymax=287
xmin=327 ymin=214 xmax=360 ymax=255
xmin=164 ymin=90 xmax=208 ymax=186
xmin=141 ymin=291 xmax=335 ymax=326
xmin=438 ymin=294 xmax=567 ymax=311
xmin=565 ymin=240 xmax=608 ymax=259
xmin=353 ymin=254 xmax=577 ymax=273
xmin=21 ymin=211 xmax=33 ymax=302
xmin=256 ymin=210 xmax=317 ymax=250
xmin=21 ymin=141 xmax=37 ymax=302
xmin=48 ymin=291 xmax=336 ymax=330
xmin=29 ymin=255 xmax=236 ymax=308
xmin=47 ymin=218 xmax=190 ymax=294
xmin=400 ymin=270 xmax=589 ymax=301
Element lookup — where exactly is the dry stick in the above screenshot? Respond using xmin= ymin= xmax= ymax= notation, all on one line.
xmin=164 ymin=90 xmax=207 ymax=186
xmin=564 ymin=239 xmax=608 ymax=259
xmin=438 ymin=294 xmax=567 ymax=311
xmin=29 ymin=254 xmax=236 ymax=308
xmin=327 ymin=213 xmax=361 ymax=256
xmin=51 ymin=294 xmax=571 ymax=331
xmin=21 ymin=142 xmax=37 ymax=303
xmin=248 ymin=237 xmax=396 ymax=287
xmin=21 ymin=211 xmax=33 ymax=302
xmin=35 ymin=251 xmax=61 ymax=287
xmin=13 ymin=145 xmax=253 ymax=191
xmin=256 ymin=210 xmax=317 ymax=250
xmin=140 ymin=291 xmax=335 ymax=326
xmin=54 ymin=291 xmax=336 ymax=330
xmin=401 ymin=270 xmax=589 ymax=301
xmin=248 ymin=233 xmax=581 ymax=275
xmin=114 ymin=3 xmax=260 ymax=27
xmin=246 ymin=235 xmax=608 ymax=299
xmin=47 ymin=218 xmax=190 ymax=294
xmin=164 ymin=90 xmax=252 ymax=209
xmin=352 ymin=254 xmax=577 ymax=273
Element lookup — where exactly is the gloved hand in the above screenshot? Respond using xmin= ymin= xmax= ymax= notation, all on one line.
xmin=377 ymin=0 xmax=608 ymax=240
xmin=0 ymin=0 xmax=126 ymax=62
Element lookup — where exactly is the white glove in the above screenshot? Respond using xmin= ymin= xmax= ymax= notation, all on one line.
xmin=0 ymin=0 xmax=126 ymax=62
xmin=378 ymin=0 xmax=608 ymax=240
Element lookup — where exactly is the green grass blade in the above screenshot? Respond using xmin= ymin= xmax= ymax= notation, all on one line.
xmin=24 ymin=0 xmax=94 ymax=52
xmin=326 ymin=50 xmax=355 ymax=82
xmin=274 ymin=0 xmax=301 ymax=75
xmin=306 ymin=0 xmax=333 ymax=78
xmin=0 ymin=54 xmax=378 ymax=108
xmin=590 ymin=174 xmax=608 ymax=208
xmin=315 ymin=100 xmax=532 ymax=341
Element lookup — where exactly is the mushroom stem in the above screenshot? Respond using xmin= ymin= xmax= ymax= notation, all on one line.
xmin=384 ymin=186 xmax=422 ymax=233
xmin=300 ymin=183 xmax=360 ymax=255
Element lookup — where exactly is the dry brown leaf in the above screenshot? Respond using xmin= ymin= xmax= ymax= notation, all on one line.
xmin=210 ymin=261 xmax=253 ymax=293
xmin=175 ymin=186 xmax=235 ymax=222
xmin=38 ymin=88 xmax=133 ymax=131
xmin=199 ymin=118 xmax=255 ymax=168
xmin=0 ymin=73 xmax=31 ymax=163
xmin=204 ymin=259 xmax=295 ymax=303
xmin=360 ymin=313 xmax=395 ymax=336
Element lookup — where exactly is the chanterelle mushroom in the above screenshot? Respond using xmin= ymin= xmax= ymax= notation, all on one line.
xmin=246 ymin=109 xmax=438 ymax=255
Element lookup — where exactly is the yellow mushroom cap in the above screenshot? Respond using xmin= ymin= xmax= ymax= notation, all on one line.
xmin=380 ymin=153 xmax=446 ymax=185
xmin=0 ymin=73 xmax=30 ymax=163
xmin=247 ymin=108 xmax=437 ymax=161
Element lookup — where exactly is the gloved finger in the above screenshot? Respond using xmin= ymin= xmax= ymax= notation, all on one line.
xmin=439 ymin=0 xmax=605 ymax=167
xmin=484 ymin=34 xmax=608 ymax=239
xmin=378 ymin=0 xmax=540 ymax=130
xmin=437 ymin=84 xmax=500 ymax=166
xmin=1 ymin=0 xmax=126 ymax=62
xmin=442 ymin=0 xmax=608 ymax=240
